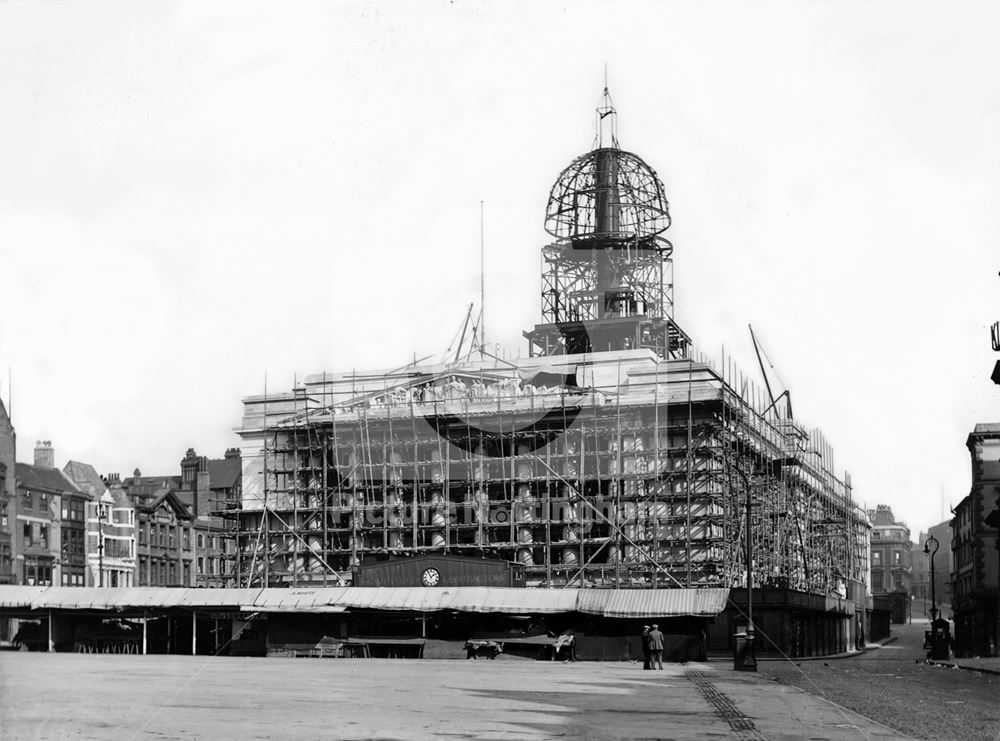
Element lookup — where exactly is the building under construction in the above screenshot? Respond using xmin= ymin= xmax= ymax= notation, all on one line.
xmin=228 ymin=93 xmax=871 ymax=653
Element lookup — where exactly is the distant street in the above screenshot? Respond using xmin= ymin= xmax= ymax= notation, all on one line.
xmin=761 ymin=619 xmax=1000 ymax=741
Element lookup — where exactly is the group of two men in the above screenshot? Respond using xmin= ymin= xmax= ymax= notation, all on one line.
xmin=640 ymin=624 xmax=664 ymax=669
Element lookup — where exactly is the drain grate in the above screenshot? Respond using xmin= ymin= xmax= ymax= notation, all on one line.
xmin=685 ymin=669 xmax=766 ymax=740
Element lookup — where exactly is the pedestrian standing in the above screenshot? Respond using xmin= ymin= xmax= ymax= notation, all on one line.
xmin=641 ymin=625 xmax=652 ymax=670
xmin=648 ymin=624 xmax=665 ymax=670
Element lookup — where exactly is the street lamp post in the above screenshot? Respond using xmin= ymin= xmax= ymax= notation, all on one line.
xmin=97 ymin=504 xmax=105 ymax=588
xmin=733 ymin=458 xmax=795 ymax=672
xmin=924 ymin=535 xmax=939 ymax=657
xmin=744 ymin=475 xmax=756 ymax=671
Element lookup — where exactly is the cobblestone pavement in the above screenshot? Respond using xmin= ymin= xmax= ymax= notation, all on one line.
xmin=760 ymin=620 xmax=1000 ymax=741
xmin=0 ymin=651 xmax=909 ymax=740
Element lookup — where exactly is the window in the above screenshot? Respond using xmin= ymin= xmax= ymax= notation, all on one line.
xmin=139 ymin=525 xmax=147 ymax=546
xmin=183 ymin=562 xmax=191 ymax=584
xmin=39 ymin=525 xmax=48 ymax=550
xmin=168 ymin=562 xmax=176 ymax=585
xmin=168 ymin=527 xmax=175 ymax=548
xmin=183 ymin=528 xmax=191 ymax=551
xmin=21 ymin=489 xmax=31 ymax=509
xmin=211 ymin=536 xmax=219 ymax=551
xmin=872 ymin=550 xmax=881 ymax=565
xmin=23 ymin=522 xmax=31 ymax=546
xmin=871 ymin=532 xmax=880 ymax=540
xmin=158 ymin=525 xmax=165 ymax=547
xmin=197 ymin=533 xmax=205 ymax=549
xmin=197 ymin=556 xmax=204 ymax=574
xmin=40 ymin=492 xmax=48 ymax=510
xmin=872 ymin=572 xmax=884 ymax=591
xmin=893 ymin=551 xmax=901 ymax=565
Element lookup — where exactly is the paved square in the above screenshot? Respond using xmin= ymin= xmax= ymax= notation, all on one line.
xmin=0 ymin=653 xmax=910 ymax=740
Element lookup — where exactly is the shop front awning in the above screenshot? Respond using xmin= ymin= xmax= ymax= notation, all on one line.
xmin=575 ymin=588 xmax=731 ymax=618
xmin=0 ymin=585 xmax=730 ymax=618
xmin=0 ymin=585 xmax=47 ymax=609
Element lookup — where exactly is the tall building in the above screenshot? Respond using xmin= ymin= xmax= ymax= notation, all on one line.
xmin=952 ymin=423 xmax=1000 ymax=657
xmin=227 ymin=91 xmax=868 ymax=658
xmin=14 ymin=442 xmax=90 ymax=586
xmin=0 ymin=394 xmax=14 ymax=587
xmin=177 ymin=448 xmax=240 ymax=588
xmin=63 ymin=462 xmax=136 ymax=588
xmin=116 ymin=448 xmax=241 ymax=588
xmin=867 ymin=505 xmax=912 ymax=623
xmin=123 ymin=470 xmax=193 ymax=587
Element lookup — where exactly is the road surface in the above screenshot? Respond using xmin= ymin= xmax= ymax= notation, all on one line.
xmin=760 ymin=619 xmax=1000 ymax=741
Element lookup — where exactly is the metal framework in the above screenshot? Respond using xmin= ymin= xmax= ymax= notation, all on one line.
xmin=225 ymin=99 xmax=868 ymax=600
xmin=226 ymin=353 xmax=866 ymax=597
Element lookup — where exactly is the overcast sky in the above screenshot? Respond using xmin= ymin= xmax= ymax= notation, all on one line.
xmin=1 ymin=1 xmax=998 ymax=537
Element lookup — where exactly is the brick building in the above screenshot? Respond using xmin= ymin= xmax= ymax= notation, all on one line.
xmin=63 ymin=462 xmax=136 ymax=588
xmin=14 ymin=443 xmax=90 ymax=586
xmin=123 ymin=470 xmax=194 ymax=587
xmin=0 ymin=395 xmax=14 ymax=586
xmin=868 ymin=505 xmax=913 ymax=623
xmin=118 ymin=449 xmax=240 ymax=589
xmin=177 ymin=448 xmax=240 ymax=588
xmin=952 ymin=423 xmax=1000 ymax=657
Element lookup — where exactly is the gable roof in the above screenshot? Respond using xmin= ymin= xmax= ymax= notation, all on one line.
xmin=123 ymin=475 xmax=182 ymax=503
xmin=15 ymin=462 xmax=82 ymax=496
xmin=206 ymin=457 xmax=241 ymax=490
xmin=62 ymin=461 xmax=106 ymax=501
xmin=136 ymin=486 xmax=193 ymax=520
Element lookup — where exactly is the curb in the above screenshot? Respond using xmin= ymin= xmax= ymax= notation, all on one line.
xmin=709 ymin=634 xmax=899 ymax=665
xmin=929 ymin=660 xmax=1000 ymax=676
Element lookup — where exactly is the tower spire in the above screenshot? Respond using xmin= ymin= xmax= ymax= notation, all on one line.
xmin=595 ymin=80 xmax=618 ymax=149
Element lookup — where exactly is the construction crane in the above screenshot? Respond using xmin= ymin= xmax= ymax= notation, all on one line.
xmin=749 ymin=324 xmax=793 ymax=420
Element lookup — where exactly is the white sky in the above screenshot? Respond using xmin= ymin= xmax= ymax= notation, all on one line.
xmin=1 ymin=1 xmax=998 ymax=538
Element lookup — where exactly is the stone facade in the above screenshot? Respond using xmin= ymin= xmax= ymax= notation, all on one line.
xmin=867 ymin=504 xmax=912 ymax=623
xmin=952 ymin=423 xmax=1000 ymax=657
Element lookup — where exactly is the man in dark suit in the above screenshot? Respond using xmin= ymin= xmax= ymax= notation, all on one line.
xmin=640 ymin=625 xmax=652 ymax=670
xmin=648 ymin=624 xmax=665 ymax=669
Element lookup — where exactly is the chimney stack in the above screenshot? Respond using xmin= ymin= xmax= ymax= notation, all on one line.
xmin=34 ymin=440 xmax=54 ymax=469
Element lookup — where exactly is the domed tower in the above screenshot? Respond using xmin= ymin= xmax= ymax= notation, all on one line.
xmin=524 ymin=90 xmax=690 ymax=358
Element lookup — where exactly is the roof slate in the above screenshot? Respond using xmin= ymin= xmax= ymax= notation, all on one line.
xmin=206 ymin=457 xmax=241 ymax=490
xmin=15 ymin=462 xmax=81 ymax=495
xmin=62 ymin=460 xmax=105 ymax=501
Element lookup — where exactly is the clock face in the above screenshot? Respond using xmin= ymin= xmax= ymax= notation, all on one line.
xmin=421 ymin=567 xmax=441 ymax=587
